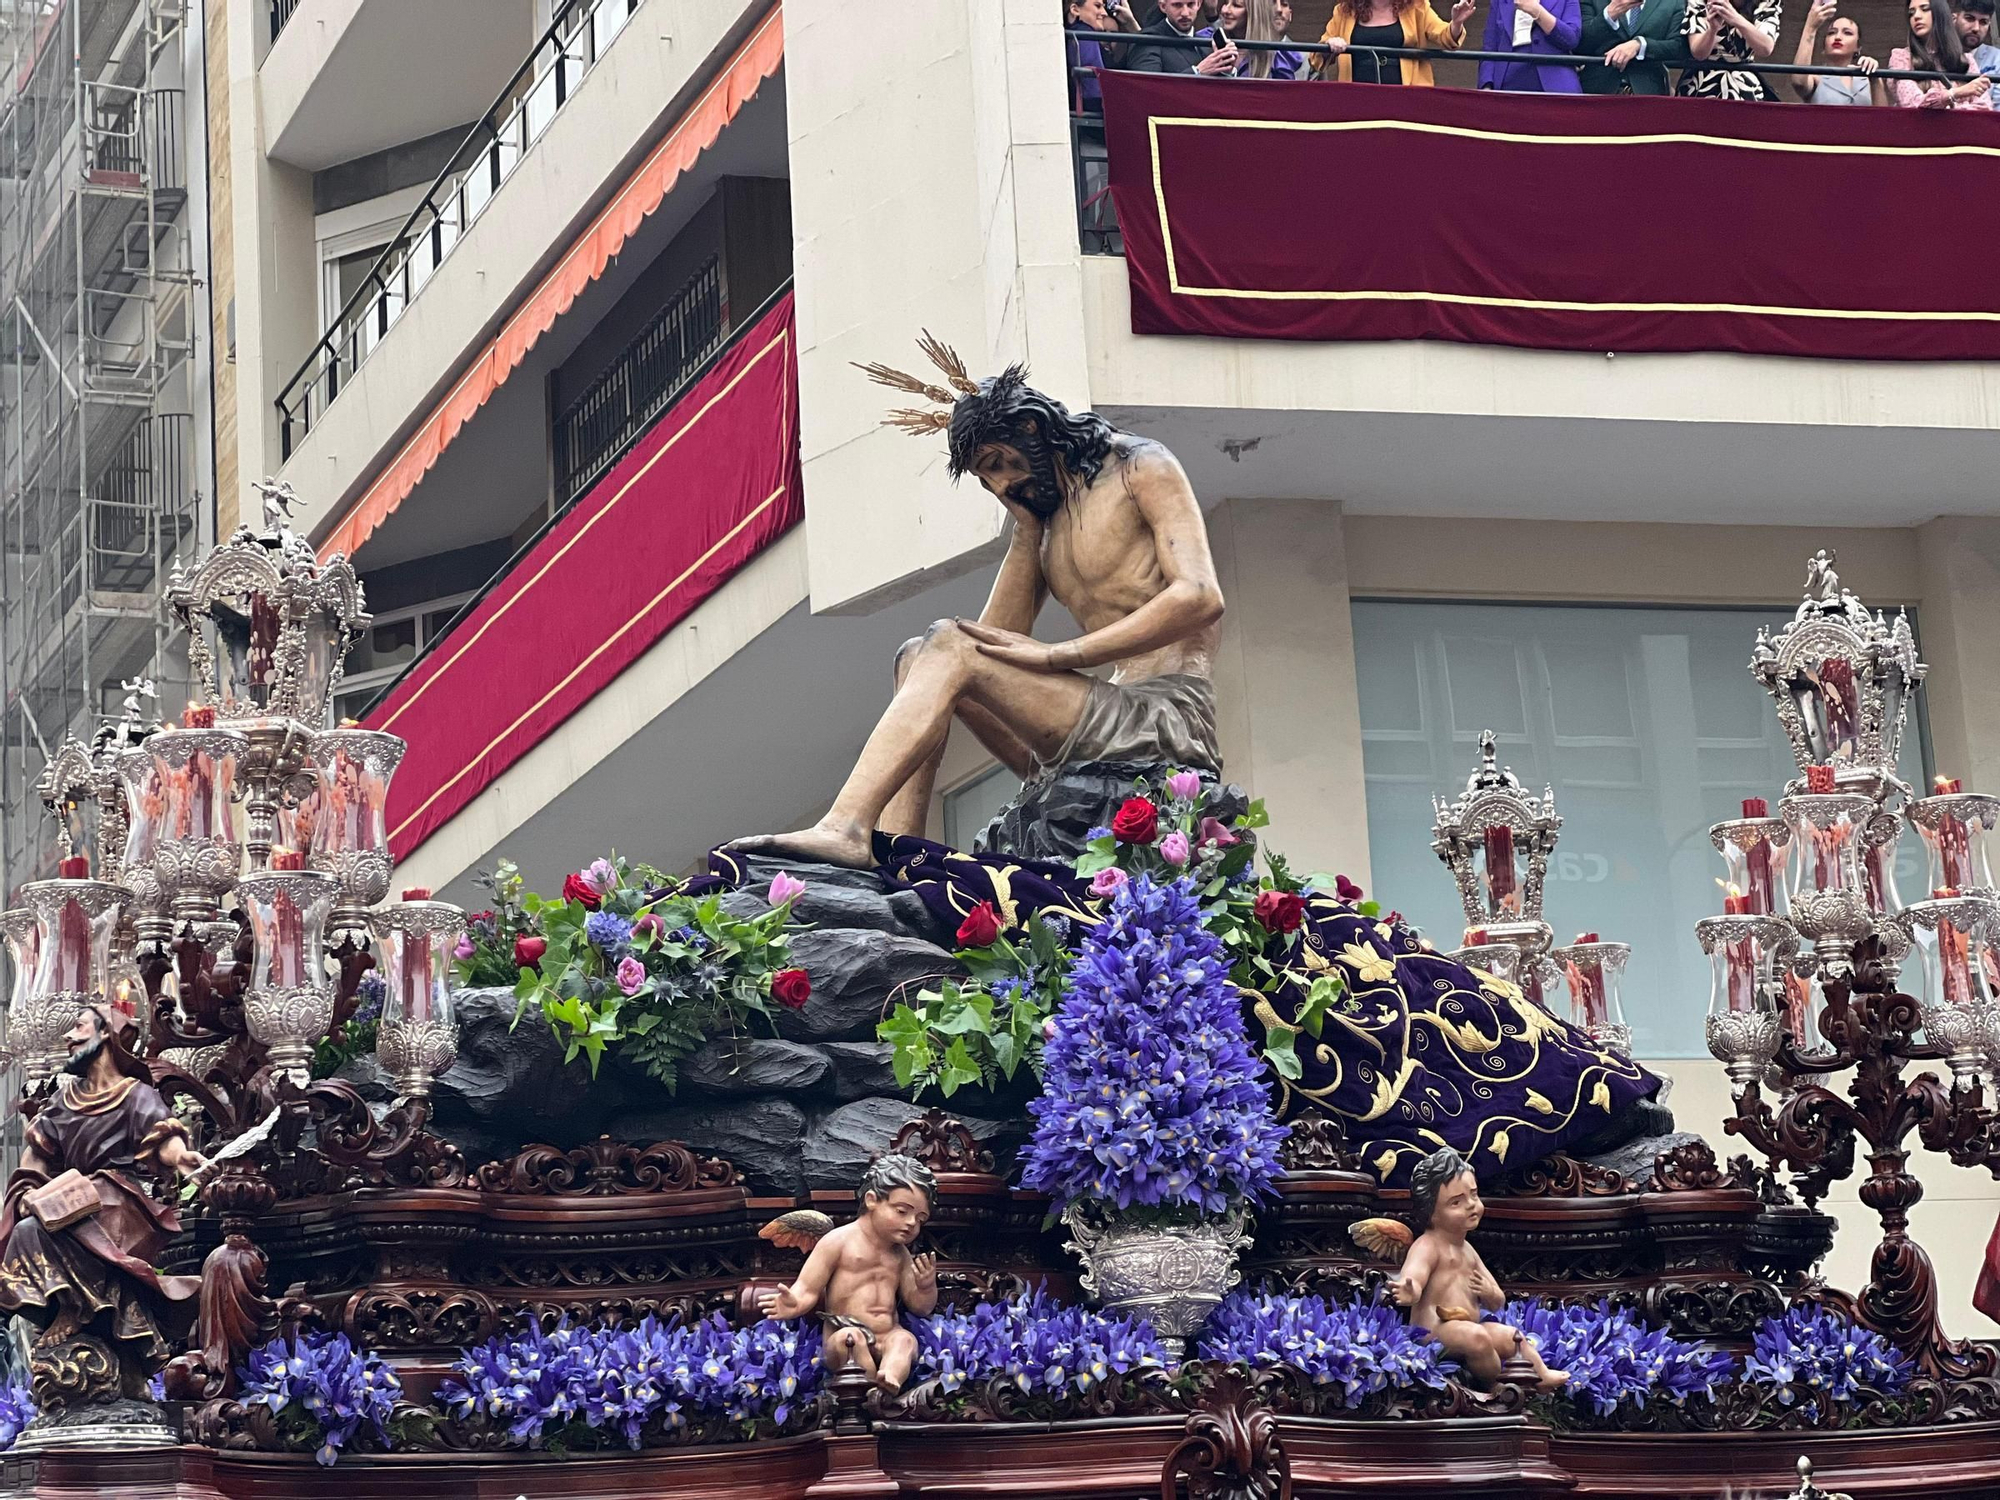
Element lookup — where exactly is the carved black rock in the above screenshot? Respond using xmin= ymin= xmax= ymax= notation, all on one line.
xmin=606 ymin=1098 xmax=812 ymax=1198
xmin=803 ymin=1097 xmax=1027 ymax=1190
xmin=676 ymin=1037 xmax=834 ymax=1099
xmin=772 ymin=930 xmax=962 ymax=1043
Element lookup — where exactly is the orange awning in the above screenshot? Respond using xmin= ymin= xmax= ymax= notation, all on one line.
xmin=318 ymin=4 xmax=784 ymax=563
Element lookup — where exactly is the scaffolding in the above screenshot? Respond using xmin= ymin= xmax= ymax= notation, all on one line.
xmin=0 ymin=0 xmax=200 ymax=900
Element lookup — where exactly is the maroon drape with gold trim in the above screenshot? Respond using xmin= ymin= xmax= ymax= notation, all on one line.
xmin=367 ymin=294 xmax=802 ymax=862
xmin=1101 ymin=70 xmax=2000 ymax=360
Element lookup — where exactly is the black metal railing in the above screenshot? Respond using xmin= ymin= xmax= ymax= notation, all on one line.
xmin=276 ymin=0 xmax=645 ymax=457
xmin=148 ymin=87 xmax=185 ymax=195
xmin=553 ymin=256 xmax=725 ymax=505
xmin=271 ymin=0 xmax=302 ymax=45
xmin=343 ymin=278 xmax=793 ymax=723
xmin=1065 ymin=27 xmax=1977 ymax=251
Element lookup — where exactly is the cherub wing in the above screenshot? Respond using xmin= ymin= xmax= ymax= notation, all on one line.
xmin=759 ymin=1208 xmax=837 ymax=1254
xmin=1348 ymin=1217 xmax=1415 ymax=1263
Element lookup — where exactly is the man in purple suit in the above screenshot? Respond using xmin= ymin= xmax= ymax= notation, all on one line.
xmin=1479 ymin=0 xmax=1585 ymax=89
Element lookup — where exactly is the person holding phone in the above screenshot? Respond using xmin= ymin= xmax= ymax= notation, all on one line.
xmin=1068 ymin=0 xmax=1142 ymax=111
xmin=1199 ymin=0 xmax=1304 ymax=76
xmin=1887 ymin=0 xmax=1993 ymax=105
xmin=1479 ymin=0 xmax=1585 ymax=88
xmin=1312 ymin=0 xmax=1475 ymax=84
xmin=1676 ymin=0 xmax=1779 ymax=97
xmin=1124 ymin=0 xmax=1240 ymax=70
xmin=1790 ymin=2 xmax=1882 ymax=103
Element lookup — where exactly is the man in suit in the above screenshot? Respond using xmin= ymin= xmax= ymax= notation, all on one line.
xmin=1123 ymin=0 xmax=1240 ymax=72
xmin=1579 ymin=0 xmax=1691 ymax=92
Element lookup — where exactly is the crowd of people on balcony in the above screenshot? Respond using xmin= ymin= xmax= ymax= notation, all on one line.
xmin=1065 ymin=0 xmax=2000 ymax=104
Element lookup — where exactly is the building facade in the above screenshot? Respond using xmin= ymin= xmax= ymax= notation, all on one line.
xmin=9 ymin=0 xmax=2000 ymax=1331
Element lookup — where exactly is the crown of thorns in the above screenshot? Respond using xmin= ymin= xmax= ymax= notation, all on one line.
xmin=853 ymin=331 xmax=982 ymax=436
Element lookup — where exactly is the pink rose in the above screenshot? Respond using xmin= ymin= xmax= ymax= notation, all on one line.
xmin=1166 ymin=769 xmax=1202 ymax=802
xmin=1198 ymin=817 xmax=1240 ymax=850
xmin=585 ymin=858 xmax=617 ymax=895
xmin=615 ymin=955 xmax=647 ymax=995
xmin=1090 ymin=866 xmax=1130 ymax=898
xmin=1160 ymin=831 xmax=1191 ymax=868
xmin=767 ymin=871 xmax=807 ymax=907
xmin=453 ymin=935 xmax=475 ymax=960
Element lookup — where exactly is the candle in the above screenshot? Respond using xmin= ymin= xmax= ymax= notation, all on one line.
xmin=183 ymin=705 xmax=213 ymax=729
xmin=270 ymin=848 xmax=304 ymax=872
xmin=1781 ymin=969 xmax=1814 ymax=1046
xmin=1720 ymin=882 xmax=1751 ymax=916
xmin=51 ymin=895 xmax=90 ymax=994
xmin=1935 ymin=802 xmax=1973 ymax=891
xmin=1566 ymin=936 xmax=1606 ymax=1028
xmin=58 ymin=855 xmax=89 ymax=880
xmin=1863 ymin=843 xmax=1895 ymax=914
xmin=273 ymin=889 xmax=305 ymax=989
xmin=1742 ymin=798 xmax=1769 ymax=818
xmin=1940 ymin=918 xmax=1975 ymax=1011
xmin=1483 ymin=824 xmax=1518 ymax=914
xmin=1806 ymin=764 xmax=1836 ymax=794
xmin=1718 ymin=884 xmax=1755 ymax=1012
xmin=402 ymin=887 xmax=430 ymax=901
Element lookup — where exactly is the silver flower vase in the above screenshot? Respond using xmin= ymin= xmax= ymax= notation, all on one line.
xmin=1060 ymin=1204 xmax=1252 ymax=1357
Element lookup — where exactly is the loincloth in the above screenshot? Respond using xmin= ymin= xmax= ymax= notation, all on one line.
xmin=1033 ymin=673 xmax=1220 ymax=780
xmin=821 ymin=1314 xmax=879 ymax=1353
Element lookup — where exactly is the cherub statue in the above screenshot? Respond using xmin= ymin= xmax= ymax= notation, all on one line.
xmin=756 ymin=1153 xmax=939 ymax=1393
xmin=1349 ymin=1147 xmax=1567 ymax=1391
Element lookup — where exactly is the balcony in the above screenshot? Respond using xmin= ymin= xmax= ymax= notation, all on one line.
xmin=276 ymin=0 xmax=641 ymax=454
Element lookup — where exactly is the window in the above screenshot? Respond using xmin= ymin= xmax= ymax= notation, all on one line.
xmin=332 ymin=594 xmax=473 ymax=725
xmin=944 ymin=764 xmax=1022 ymax=851
xmin=1351 ymin=600 xmax=1930 ymax=1059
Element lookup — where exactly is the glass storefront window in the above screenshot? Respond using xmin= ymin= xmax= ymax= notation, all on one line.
xmin=1352 ymin=599 xmax=1928 ymax=1058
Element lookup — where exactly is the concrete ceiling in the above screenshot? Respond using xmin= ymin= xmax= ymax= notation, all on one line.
xmin=267 ymin=0 xmax=538 ymax=171
xmin=354 ymin=77 xmax=792 ymax=574
xmin=1110 ymin=405 xmax=2000 ymax=527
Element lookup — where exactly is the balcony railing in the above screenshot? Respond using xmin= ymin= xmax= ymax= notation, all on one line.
xmin=1065 ymin=28 xmax=1966 ymax=253
xmin=553 ymin=255 xmax=724 ymax=505
xmin=270 ymin=0 xmax=301 ymax=45
xmin=276 ymin=0 xmax=644 ymax=457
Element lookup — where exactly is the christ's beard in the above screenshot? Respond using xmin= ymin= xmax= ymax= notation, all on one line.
xmin=63 ymin=1036 xmax=103 ymax=1078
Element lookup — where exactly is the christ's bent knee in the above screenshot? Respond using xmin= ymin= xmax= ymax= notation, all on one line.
xmin=894 ymin=635 xmax=925 ymax=685
xmin=916 ymin=618 xmax=976 ymax=662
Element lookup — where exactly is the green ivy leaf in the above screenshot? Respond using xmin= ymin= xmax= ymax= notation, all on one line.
xmin=1263 ymin=1027 xmax=1302 ymax=1080
xmin=939 ymin=1037 xmax=981 ymax=1096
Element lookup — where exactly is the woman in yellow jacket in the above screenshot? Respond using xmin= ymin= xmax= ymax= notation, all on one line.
xmin=1312 ymin=0 xmax=1478 ymax=84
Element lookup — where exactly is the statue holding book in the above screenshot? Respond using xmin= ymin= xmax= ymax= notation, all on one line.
xmin=0 ymin=1005 xmax=205 ymax=1443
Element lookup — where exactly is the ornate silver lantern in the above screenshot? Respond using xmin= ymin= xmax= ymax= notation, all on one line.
xmin=312 ymin=729 xmax=407 ymax=938
xmin=1 ymin=908 xmax=38 ymax=1064
xmin=1748 ymin=550 xmax=1923 ymax=798
xmin=237 ymin=861 xmax=341 ymax=1084
xmin=371 ymin=892 xmax=464 ymax=1098
xmin=1432 ymin=730 xmax=1562 ymax=987
xmin=15 ymin=876 xmax=130 ymax=1083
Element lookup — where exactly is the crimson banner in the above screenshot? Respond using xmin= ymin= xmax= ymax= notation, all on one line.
xmin=368 ymin=294 xmax=802 ymax=861
xmin=1101 ymin=70 xmax=2000 ymax=360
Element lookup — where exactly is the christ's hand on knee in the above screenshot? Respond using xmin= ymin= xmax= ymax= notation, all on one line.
xmin=955 ymin=620 xmax=1069 ymax=673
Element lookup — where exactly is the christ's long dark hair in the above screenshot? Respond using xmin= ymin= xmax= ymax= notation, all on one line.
xmin=944 ymin=366 xmax=1118 ymax=518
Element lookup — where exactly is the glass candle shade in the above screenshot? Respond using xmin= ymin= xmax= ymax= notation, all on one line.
xmin=1710 ymin=811 xmax=1790 ymax=917
xmin=17 ymin=877 xmax=128 ymax=1082
xmin=1552 ymin=939 xmax=1632 ymax=1054
xmin=1480 ymin=823 xmax=1524 ymax=919
xmin=1783 ymin=792 xmax=1873 ymax=897
xmin=1909 ymin=790 xmax=2000 ymax=898
xmin=1788 ymin=655 xmax=1870 ymax=770
xmin=1860 ymin=809 xmax=1905 ymax=917
xmin=113 ymin=745 xmax=171 ymax=943
xmin=1696 ymin=913 xmax=1795 ymax=1089
xmin=237 ymin=868 xmax=339 ymax=1083
xmin=310 ymin=728 xmax=405 ymax=929
xmin=370 ymin=898 xmax=464 ymax=1097
xmin=1 ymin=908 xmax=38 ymax=1061
xmin=1904 ymin=895 xmax=2000 ymax=1088
xmin=145 ymin=726 xmax=249 ymax=923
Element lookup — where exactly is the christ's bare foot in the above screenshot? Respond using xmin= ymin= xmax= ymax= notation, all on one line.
xmin=729 ymin=820 xmax=876 ymax=869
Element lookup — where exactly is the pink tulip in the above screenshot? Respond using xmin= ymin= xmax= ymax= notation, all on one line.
xmin=1090 ymin=866 xmax=1129 ymax=898
xmin=615 ymin=955 xmax=647 ymax=995
xmin=1160 ymin=831 xmax=1191 ymax=868
xmin=1167 ymin=769 xmax=1202 ymax=802
xmin=1198 ymin=816 xmax=1239 ymax=850
xmin=767 ymin=871 xmax=807 ymax=907
xmin=453 ymin=934 xmax=475 ymax=960
xmin=585 ymin=858 xmax=617 ymax=896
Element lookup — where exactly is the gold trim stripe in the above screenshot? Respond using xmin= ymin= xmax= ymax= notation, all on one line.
xmin=1147 ymin=114 xmax=2000 ymax=322
xmin=380 ymin=324 xmax=791 ymax=732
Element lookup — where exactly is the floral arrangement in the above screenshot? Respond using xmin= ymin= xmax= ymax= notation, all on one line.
xmin=0 ymin=1379 xmax=32 ymax=1449
xmin=441 ymin=1314 xmax=821 ymax=1450
xmin=238 ymin=1330 xmax=404 ymax=1466
xmin=1495 ymin=1298 xmax=1735 ymax=1418
xmin=908 ymin=1289 xmax=1168 ymax=1407
xmin=1021 ymin=872 xmax=1288 ymax=1217
xmin=311 ymin=972 xmax=383 ymax=1080
xmin=1075 ymin=770 xmax=1381 ymax=1081
xmin=1196 ymin=1289 xmax=1456 ymax=1406
xmin=1744 ymin=1305 xmax=1912 ymax=1408
xmin=511 ymin=856 xmax=808 ymax=1088
xmin=878 ymin=906 xmax=1073 ymax=1096
xmin=453 ymin=859 xmax=542 ymax=987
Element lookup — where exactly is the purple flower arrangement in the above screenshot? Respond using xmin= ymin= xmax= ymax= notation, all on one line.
xmin=441 ymin=1314 xmax=821 ymax=1450
xmin=1196 ymin=1290 xmax=1456 ymax=1406
xmin=908 ymin=1290 xmax=1168 ymax=1400
xmin=1744 ymin=1305 xmax=1912 ymax=1406
xmin=1494 ymin=1298 xmax=1736 ymax=1417
xmin=0 ymin=1379 xmax=33 ymax=1449
xmin=238 ymin=1330 xmax=402 ymax=1466
xmin=1022 ymin=873 xmax=1287 ymax=1215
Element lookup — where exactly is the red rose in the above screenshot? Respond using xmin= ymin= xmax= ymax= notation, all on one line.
xmin=1334 ymin=874 xmax=1364 ymax=903
xmin=1253 ymin=889 xmax=1306 ymax=935
xmin=956 ymin=901 xmax=1002 ymax=949
xmin=771 ymin=968 xmax=812 ymax=1010
xmin=514 ymin=934 xmax=548 ymax=971
xmin=561 ymin=872 xmax=602 ymax=910
xmin=1110 ymin=796 xmax=1159 ymax=845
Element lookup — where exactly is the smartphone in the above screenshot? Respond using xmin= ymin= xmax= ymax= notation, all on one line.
xmin=1211 ymin=27 xmax=1227 ymax=47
